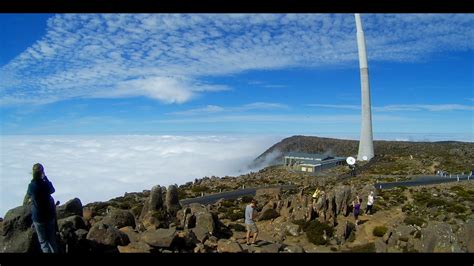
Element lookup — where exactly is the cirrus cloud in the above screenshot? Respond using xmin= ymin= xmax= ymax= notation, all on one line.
xmin=1 ymin=14 xmax=473 ymax=106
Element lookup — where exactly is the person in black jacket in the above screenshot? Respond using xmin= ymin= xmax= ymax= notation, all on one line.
xmin=27 ymin=163 xmax=59 ymax=253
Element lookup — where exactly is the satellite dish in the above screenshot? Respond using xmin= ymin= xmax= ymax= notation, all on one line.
xmin=346 ymin=157 xmax=356 ymax=165
xmin=362 ymin=156 xmax=368 ymax=161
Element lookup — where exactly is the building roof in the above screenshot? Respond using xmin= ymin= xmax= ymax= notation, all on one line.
xmin=284 ymin=152 xmax=333 ymax=160
xmin=284 ymin=152 xmax=346 ymax=165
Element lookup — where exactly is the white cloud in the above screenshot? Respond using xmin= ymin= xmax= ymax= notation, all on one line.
xmin=170 ymin=102 xmax=289 ymax=115
xmin=1 ymin=14 xmax=473 ymax=106
xmin=308 ymin=103 xmax=474 ymax=112
xmin=0 ymin=135 xmax=282 ymax=217
xmin=156 ymin=114 xmax=407 ymax=124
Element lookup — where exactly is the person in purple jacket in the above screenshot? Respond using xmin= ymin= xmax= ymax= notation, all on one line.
xmin=352 ymin=198 xmax=362 ymax=226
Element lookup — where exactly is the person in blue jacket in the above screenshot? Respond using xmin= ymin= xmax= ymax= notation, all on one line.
xmin=27 ymin=163 xmax=59 ymax=253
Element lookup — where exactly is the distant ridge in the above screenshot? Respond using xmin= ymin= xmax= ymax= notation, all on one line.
xmin=252 ymin=135 xmax=474 ymax=172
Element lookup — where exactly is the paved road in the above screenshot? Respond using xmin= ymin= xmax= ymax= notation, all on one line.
xmin=374 ymin=175 xmax=473 ymax=189
xmin=180 ymin=184 xmax=296 ymax=206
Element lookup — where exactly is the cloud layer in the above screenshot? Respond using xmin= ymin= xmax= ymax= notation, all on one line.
xmin=0 ymin=135 xmax=281 ymax=217
xmin=1 ymin=14 xmax=473 ymax=106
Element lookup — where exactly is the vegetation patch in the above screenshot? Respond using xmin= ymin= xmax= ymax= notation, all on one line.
xmin=304 ymin=220 xmax=334 ymax=246
xmin=403 ymin=215 xmax=425 ymax=227
xmin=346 ymin=243 xmax=376 ymax=253
xmin=228 ymin=223 xmax=246 ymax=232
xmin=372 ymin=226 xmax=388 ymax=237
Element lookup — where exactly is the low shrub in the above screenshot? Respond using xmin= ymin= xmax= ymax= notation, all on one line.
xmin=191 ymin=185 xmax=210 ymax=193
xmin=372 ymin=226 xmax=388 ymax=237
xmin=226 ymin=209 xmax=244 ymax=221
xmin=426 ymin=198 xmax=447 ymax=208
xmin=446 ymin=204 xmax=467 ymax=213
xmin=404 ymin=215 xmax=425 ymax=227
xmin=228 ymin=223 xmax=246 ymax=232
xmin=305 ymin=220 xmax=334 ymax=245
xmin=220 ymin=200 xmax=236 ymax=208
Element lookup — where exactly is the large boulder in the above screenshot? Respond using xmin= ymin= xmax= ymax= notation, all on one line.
xmin=165 ymin=185 xmax=180 ymax=214
xmin=57 ymin=199 xmax=81 ymax=218
xmin=56 ymin=198 xmax=83 ymax=219
xmin=141 ymin=228 xmax=177 ymax=248
xmin=117 ymin=241 xmax=152 ymax=253
xmin=255 ymin=187 xmax=281 ymax=201
xmin=420 ymin=222 xmax=462 ymax=252
xmin=216 ymin=239 xmax=243 ymax=253
xmin=284 ymin=223 xmax=303 ymax=237
xmin=102 ymin=209 xmax=136 ymax=229
xmin=57 ymin=215 xmax=87 ymax=253
xmin=86 ymin=222 xmax=130 ymax=248
xmin=195 ymin=211 xmax=215 ymax=233
xmin=139 ymin=185 xmax=163 ymax=221
xmin=258 ymin=208 xmax=279 ymax=221
xmin=119 ymin=226 xmax=140 ymax=243
xmin=334 ymin=186 xmax=351 ymax=216
xmin=0 ymin=205 xmax=41 ymax=253
xmin=461 ymin=219 xmax=474 ymax=252
xmin=58 ymin=215 xmax=87 ymax=232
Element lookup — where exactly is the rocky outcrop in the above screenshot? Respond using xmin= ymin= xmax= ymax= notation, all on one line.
xmin=461 ymin=219 xmax=474 ymax=252
xmin=216 ymin=239 xmax=243 ymax=253
xmin=0 ymin=205 xmax=40 ymax=253
xmin=86 ymin=222 xmax=130 ymax=249
xmin=334 ymin=185 xmax=352 ymax=216
xmin=117 ymin=241 xmax=152 ymax=253
xmin=139 ymin=185 xmax=164 ymax=221
xmin=102 ymin=209 xmax=136 ymax=229
xmin=141 ymin=228 xmax=177 ymax=248
xmin=420 ymin=222 xmax=462 ymax=252
xmin=57 ymin=198 xmax=83 ymax=219
xmin=165 ymin=185 xmax=181 ymax=215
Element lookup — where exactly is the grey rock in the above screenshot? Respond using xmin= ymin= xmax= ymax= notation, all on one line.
xmin=56 ymin=198 xmax=83 ymax=219
xmin=283 ymin=245 xmax=304 ymax=253
xmin=141 ymin=228 xmax=177 ymax=248
xmin=75 ymin=229 xmax=89 ymax=240
xmin=0 ymin=205 xmax=41 ymax=253
xmin=421 ymin=222 xmax=461 ymax=252
xmin=86 ymin=222 xmax=130 ymax=247
xmin=58 ymin=215 xmax=86 ymax=232
xmin=165 ymin=185 xmax=180 ymax=214
xmin=258 ymin=208 xmax=279 ymax=221
xmin=260 ymin=242 xmax=283 ymax=253
xmin=284 ymin=223 xmax=302 ymax=237
xmin=217 ymin=239 xmax=243 ymax=253
xmin=102 ymin=209 xmax=136 ymax=229
xmin=139 ymin=185 xmax=163 ymax=221
xmin=117 ymin=241 xmax=152 ymax=253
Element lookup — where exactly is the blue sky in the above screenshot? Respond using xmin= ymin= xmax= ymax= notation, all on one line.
xmin=1 ymin=14 xmax=473 ymax=140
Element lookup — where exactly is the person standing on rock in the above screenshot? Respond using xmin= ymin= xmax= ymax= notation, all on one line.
xmin=352 ymin=198 xmax=362 ymax=226
xmin=245 ymin=199 xmax=259 ymax=245
xmin=365 ymin=191 xmax=375 ymax=215
xmin=27 ymin=163 xmax=60 ymax=253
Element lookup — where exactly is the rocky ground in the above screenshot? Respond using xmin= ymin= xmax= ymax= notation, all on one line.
xmin=1 ymin=135 xmax=473 ymax=253
xmin=1 ymin=165 xmax=473 ymax=253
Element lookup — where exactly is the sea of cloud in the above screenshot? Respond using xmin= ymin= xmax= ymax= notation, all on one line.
xmin=1 ymin=132 xmax=472 ymax=217
xmin=0 ymin=134 xmax=282 ymax=217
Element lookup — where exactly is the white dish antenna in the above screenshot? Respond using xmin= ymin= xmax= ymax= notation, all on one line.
xmin=346 ymin=157 xmax=356 ymax=165
xmin=362 ymin=155 xmax=368 ymax=161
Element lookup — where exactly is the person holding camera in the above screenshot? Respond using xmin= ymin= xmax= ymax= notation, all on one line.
xmin=26 ymin=163 xmax=60 ymax=253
